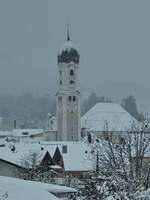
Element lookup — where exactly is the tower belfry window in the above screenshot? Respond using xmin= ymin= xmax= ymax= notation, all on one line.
xmin=70 ymin=80 xmax=74 ymax=84
xmin=70 ymin=69 xmax=74 ymax=76
xmin=69 ymin=96 xmax=72 ymax=101
xmin=59 ymin=96 xmax=62 ymax=102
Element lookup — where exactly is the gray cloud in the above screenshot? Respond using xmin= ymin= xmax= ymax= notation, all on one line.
xmin=0 ymin=0 xmax=149 ymax=96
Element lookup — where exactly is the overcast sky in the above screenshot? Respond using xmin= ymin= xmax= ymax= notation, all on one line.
xmin=0 ymin=0 xmax=150 ymax=95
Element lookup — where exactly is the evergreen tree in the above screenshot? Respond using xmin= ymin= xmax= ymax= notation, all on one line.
xmin=82 ymin=92 xmax=112 ymax=115
xmin=121 ymin=95 xmax=139 ymax=120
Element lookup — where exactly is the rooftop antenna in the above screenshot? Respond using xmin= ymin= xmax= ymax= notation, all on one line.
xmin=67 ymin=24 xmax=70 ymax=41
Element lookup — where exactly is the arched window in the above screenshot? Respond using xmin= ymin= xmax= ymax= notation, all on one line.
xmin=58 ymin=96 xmax=62 ymax=102
xmin=70 ymin=80 xmax=74 ymax=84
xmin=69 ymin=96 xmax=72 ymax=101
xmin=70 ymin=69 xmax=74 ymax=76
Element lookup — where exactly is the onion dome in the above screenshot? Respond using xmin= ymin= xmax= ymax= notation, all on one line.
xmin=58 ymin=26 xmax=79 ymax=64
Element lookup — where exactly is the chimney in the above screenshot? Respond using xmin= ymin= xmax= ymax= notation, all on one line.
xmin=62 ymin=145 xmax=67 ymax=153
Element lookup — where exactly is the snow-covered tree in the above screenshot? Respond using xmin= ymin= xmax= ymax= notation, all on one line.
xmin=18 ymin=152 xmax=56 ymax=183
xmin=121 ymin=95 xmax=139 ymax=120
xmin=86 ymin=119 xmax=150 ymax=199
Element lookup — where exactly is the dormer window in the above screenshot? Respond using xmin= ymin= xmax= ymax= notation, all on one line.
xmin=70 ymin=69 xmax=74 ymax=76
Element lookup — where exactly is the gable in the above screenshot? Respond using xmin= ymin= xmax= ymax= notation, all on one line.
xmin=40 ymin=151 xmax=53 ymax=167
xmin=53 ymin=147 xmax=64 ymax=168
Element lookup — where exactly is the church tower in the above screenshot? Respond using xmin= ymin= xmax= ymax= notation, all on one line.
xmin=56 ymin=27 xmax=81 ymax=141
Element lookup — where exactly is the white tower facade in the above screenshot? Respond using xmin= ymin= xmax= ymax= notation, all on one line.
xmin=56 ymin=31 xmax=81 ymax=141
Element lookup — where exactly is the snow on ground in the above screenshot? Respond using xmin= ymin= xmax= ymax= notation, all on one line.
xmin=0 ymin=176 xmax=59 ymax=200
xmin=0 ymin=176 xmax=77 ymax=194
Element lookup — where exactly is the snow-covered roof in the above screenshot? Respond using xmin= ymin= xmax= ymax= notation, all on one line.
xmin=0 ymin=130 xmax=12 ymax=136
xmin=58 ymin=40 xmax=79 ymax=64
xmin=52 ymin=141 xmax=92 ymax=171
xmin=0 ymin=141 xmax=93 ymax=172
xmin=0 ymin=176 xmax=59 ymax=200
xmin=81 ymin=103 xmax=138 ymax=132
xmin=12 ymin=129 xmax=43 ymax=137
xmin=0 ymin=142 xmax=47 ymax=167
xmin=1 ymin=176 xmax=76 ymax=194
xmin=58 ymin=40 xmax=78 ymax=56
xmin=0 ymin=129 xmax=43 ymax=138
xmin=37 ymin=141 xmax=92 ymax=171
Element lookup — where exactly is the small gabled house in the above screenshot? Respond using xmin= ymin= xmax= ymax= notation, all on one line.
xmin=50 ymin=143 xmax=93 ymax=180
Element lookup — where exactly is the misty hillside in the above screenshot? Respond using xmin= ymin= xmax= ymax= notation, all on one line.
xmin=95 ymin=82 xmax=150 ymax=112
xmin=0 ymin=81 xmax=149 ymax=129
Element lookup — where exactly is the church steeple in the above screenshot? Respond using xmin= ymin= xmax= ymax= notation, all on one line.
xmin=57 ymin=25 xmax=79 ymax=64
xmin=56 ymin=30 xmax=81 ymax=141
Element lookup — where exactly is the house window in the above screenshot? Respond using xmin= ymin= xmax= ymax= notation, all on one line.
xmin=60 ymin=70 xmax=62 ymax=75
xmin=70 ymin=69 xmax=74 ymax=76
xmin=73 ymin=96 xmax=76 ymax=101
xmin=80 ymin=174 xmax=83 ymax=179
xmin=60 ymin=80 xmax=62 ymax=84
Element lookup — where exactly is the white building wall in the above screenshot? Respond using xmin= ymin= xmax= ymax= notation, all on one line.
xmin=56 ymin=60 xmax=81 ymax=141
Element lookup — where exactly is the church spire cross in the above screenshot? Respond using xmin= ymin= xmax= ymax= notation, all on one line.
xmin=67 ymin=24 xmax=70 ymax=41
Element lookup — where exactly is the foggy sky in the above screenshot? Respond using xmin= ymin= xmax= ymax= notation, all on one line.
xmin=0 ymin=0 xmax=150 ymax=95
